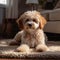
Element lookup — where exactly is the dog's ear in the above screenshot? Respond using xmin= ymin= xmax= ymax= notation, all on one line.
xmin=16 ymin=15 xmax=24 ymax=30
xmin=39 ymin=15 xmax=47 ymax=29
xmin=35 ymin=11 xmax=47 ymax=29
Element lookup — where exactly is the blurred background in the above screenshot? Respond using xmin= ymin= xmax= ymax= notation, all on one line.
xmin=0 ymin=0 xmax=60 ymax=41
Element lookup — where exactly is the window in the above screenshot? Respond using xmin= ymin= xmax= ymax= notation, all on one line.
xmin=0 ymin=0 xmax=7 ymax=5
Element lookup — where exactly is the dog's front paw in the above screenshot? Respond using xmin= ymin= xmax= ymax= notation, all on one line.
xmin=15 ymin=44 xmax=30 ymax=53
xmin=36 ymin=44 xmax=49 ymax=52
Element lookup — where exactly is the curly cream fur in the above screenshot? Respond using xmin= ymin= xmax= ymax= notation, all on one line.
xmin=9 ymin=11 xmax=49 ymax=52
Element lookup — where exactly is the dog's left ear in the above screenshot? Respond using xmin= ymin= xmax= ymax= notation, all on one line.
xmin=39 ymin=15 xmax=47 ymax=29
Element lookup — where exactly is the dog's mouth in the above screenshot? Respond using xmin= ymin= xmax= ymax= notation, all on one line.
xmin=25 ymin=28 xmax=35 ymax=33
xmin=26 ymin=26 xmax=34 ymax=30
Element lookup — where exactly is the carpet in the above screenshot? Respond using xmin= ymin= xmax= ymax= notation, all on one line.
xmin=0 ymin=39 xmax=60 ymax=60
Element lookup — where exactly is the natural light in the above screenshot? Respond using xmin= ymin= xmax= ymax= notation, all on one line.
xmin=0 ymin=0 xmax=7 ymax=5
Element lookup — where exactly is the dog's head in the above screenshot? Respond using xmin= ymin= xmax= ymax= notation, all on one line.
xmin=17 ymin=11 xmax=47 ymax=31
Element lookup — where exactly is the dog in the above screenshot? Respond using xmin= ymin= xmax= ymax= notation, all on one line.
xmin=9 ymin=11 xmax=49 ymax=53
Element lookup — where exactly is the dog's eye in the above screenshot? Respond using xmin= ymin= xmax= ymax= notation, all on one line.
xmin=26 ymin=19 xmax=29 ymax=22
xmin=33 ymin=19 xmax=37 ymax=23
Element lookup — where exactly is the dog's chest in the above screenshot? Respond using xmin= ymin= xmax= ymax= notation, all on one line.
xmin=21 ymin=30 xmax=44 ymax=47
xmin=21 ymin=32 xmax=38 ymax=47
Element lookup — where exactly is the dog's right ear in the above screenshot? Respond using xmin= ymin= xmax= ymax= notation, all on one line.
xmin=16 ymin=15 xmax=24 ymax=30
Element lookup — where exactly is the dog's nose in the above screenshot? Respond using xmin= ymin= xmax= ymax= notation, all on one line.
xmin=28 ymin=24 xmax=32 ymax=27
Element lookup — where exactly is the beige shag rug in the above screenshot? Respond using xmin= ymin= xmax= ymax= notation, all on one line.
xmin=0 ymin=39 xmax=60 ymax=59
xmin=0 ymin=39 xmax=60 ymax=52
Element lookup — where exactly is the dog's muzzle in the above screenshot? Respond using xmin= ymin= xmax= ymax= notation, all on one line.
xmin=28 ymin=24 xmax=32 ymax=28
xmin=25 ymin=21 xmax=39 ymax=29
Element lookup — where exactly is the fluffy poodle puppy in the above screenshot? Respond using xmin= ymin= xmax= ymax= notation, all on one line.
xmin=9 ymin=11 xmax=49 ymax=52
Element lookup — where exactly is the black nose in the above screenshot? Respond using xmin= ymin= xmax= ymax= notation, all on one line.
xmin=28 ymin=24 xmax=32 ymax=27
